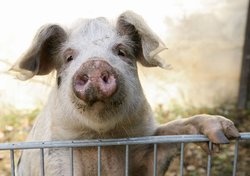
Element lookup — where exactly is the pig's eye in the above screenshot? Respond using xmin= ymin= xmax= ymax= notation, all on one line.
xmin=66 ymin=55 xmax=74 ymax=63
xmin=64 ymin=48 xmax=77 ymax=64
xmin=117 ymin=49 xmax=127 ymax=57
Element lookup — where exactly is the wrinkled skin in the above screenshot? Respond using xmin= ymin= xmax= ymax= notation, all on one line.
xmin=12 ymin=11 xmax=240 ymax=176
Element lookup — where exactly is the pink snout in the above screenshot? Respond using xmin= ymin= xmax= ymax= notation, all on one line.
xmin=73 ymin=59 xmax=118 ymax=104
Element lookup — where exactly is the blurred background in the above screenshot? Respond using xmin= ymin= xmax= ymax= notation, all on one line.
xmin=0 ymin=0 xmax=250 ymax=175
xmin=0 ymin=0 xmax=248 ymax=110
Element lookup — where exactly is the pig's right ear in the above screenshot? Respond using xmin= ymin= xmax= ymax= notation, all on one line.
xmin=10 ymin=24 xmax=67 ymax=80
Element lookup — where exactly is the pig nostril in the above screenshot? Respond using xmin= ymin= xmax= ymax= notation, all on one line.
xmin=77 ymin=74 xmax=89 ymax=86
xmin=101 ymin=72 xmax=110 ymax=84
xmin=82 ymin=74 xmax=89 ymax=84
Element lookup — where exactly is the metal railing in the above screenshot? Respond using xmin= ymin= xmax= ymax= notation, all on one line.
xmin=0 ymin=133 xmax=250 ymax=176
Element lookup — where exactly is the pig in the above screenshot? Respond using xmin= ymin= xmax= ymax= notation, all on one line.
xmin=12 ymin=11 xmax=240 ymax=176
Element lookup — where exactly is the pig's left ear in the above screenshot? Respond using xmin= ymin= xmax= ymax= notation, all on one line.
xmin=10 ymin=24 xmax=67 ymax=80
xmin=116 ymin=11 xmax=167 ymax=67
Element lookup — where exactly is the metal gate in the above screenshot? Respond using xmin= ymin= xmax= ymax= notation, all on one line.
xmin=0 ymin=133 xmax=250 ymax=176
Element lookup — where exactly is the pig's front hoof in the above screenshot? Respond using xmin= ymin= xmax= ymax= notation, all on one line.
xmin=197 ymin=115 xmax=240 ymax=144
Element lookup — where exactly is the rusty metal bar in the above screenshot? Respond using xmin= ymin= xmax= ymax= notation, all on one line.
xmin=125 ymin=145 xmax=129 ymax=176
xmin=153 ymin=143 xmax=158 ymax=176
xmin=232 ymin=140 xmax=239 ymax=176
xmin=98 ymin=146 xmax=101 ymax=176
xmin=10 ymin=149 xmax=15 ymax=176
xmin=180 ymin=143 xmax=185 ymax=176
xmin=40 ymin=148 xmax=45 ymax=176
xmin=70 ymin=147 xmax=74 ymax=176
xmin=207 ymin=141 xmax=212 ymax=176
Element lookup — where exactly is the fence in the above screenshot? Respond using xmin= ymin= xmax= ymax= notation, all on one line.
xmin=0 ymin=133 xmax=250 ymax=176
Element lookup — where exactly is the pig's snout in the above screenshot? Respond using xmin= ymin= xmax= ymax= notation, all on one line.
xmin=73 ymin=60 xmax=118 ymax=104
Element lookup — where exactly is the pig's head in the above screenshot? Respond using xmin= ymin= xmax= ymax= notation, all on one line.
xmin=12 ymin=11 xmax=166 ymax=132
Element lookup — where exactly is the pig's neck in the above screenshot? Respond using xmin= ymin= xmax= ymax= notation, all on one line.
xmin=47 ymin=88 xmax=157 ymax=140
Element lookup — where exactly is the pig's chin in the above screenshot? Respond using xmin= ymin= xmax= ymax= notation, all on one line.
xmin=70 ymin=92 xmax=127 ymax=132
